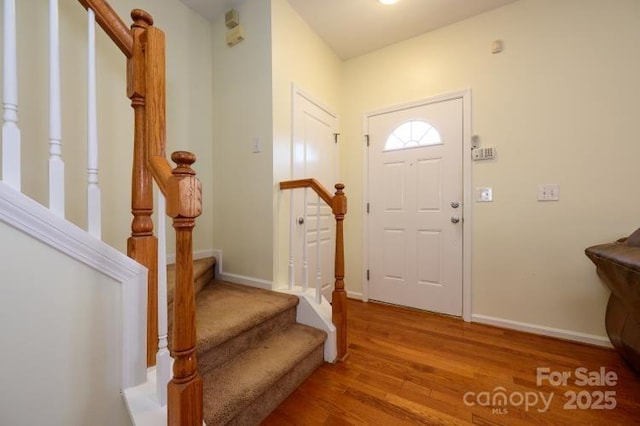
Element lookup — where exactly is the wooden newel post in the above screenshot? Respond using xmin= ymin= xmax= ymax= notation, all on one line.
xmin=166 ymin=151 xmax=203 ymax=426
xmin=332 ymin=183 xmax=348 ymax=361
xmin=127 ymin=8 xmax=158 ymax=367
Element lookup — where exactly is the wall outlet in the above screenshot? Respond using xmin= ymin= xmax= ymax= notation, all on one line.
xmin=537 ymin=184 xmax=559 ymax=201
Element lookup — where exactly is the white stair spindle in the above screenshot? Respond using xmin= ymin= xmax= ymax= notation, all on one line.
xmin=2 ymin=0 xmax=21 ymax=190
xmin=86 ymin=9 xmax=101 ymax=238
xmin=48 ymin=0 xmax=64 ymax=216
xmin=315 ymin=194 xmax=322 ymax=304
xmin=288 ymin=190 xmax=294 ymax=290
xmin=302 ymin=188 xmax=309 ymax=291
xmin=156 ymin=189 xmax=170 ymax=406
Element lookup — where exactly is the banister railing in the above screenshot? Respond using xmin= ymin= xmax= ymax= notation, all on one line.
xmin=124 ymin=8 xmax=203 ymax=424
xmin=280 ymin=178 xmax=348 ymax=361
xmin=77 ymin=0 xmax=132 ymax=57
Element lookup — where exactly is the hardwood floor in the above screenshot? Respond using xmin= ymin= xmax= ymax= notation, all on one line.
xmin=263 ymin=299 xmax=640 ymax=425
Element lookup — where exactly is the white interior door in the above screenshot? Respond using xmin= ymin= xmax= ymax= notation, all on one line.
xmin=368 ymin=97 xmax=463 ymax=315
xmin=292 ymin=88 xmax=338 ymax=298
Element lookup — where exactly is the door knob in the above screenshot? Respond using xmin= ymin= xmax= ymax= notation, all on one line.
xmin=451 ymin=216 xmax=460 ymax=224
xmin=450 ymin=201 xmax=460 ymax=209
xmin=297 ymin=217 xmax=305 ymax=225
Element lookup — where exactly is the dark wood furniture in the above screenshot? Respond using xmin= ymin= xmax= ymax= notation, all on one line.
xmin=586 ymin=231 xmax=640 ymax=374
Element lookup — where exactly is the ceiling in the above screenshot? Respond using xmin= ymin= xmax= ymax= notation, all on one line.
xmin=180 ymin=0 xmax=519 ymax=59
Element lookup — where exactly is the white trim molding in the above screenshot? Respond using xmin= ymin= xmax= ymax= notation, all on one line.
xmin=347 ymin=291 xmax=363 ymax=300
xmin=212 ymin=249 xmax=273 ymax=290
xmin=472 ymin=313 xmax=613 ymax=348
xmin=0 ymin=183 xmax=148 ymax=388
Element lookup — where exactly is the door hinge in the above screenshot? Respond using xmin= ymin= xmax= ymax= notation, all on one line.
xmin=367 ymin=202 xmax=370 ymax=214
xmin=367 ymin=269 xmax=370 ymax=281
xmin=365 ymin=134 xmax=370 ymax=147
xmin=334 ymin=133 xmax=340 ymax=144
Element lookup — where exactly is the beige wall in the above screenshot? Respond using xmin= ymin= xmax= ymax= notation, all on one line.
xmin=0 ymin=222 xmax=131 ymax=426
xmin=341 ymin=0 xmax=640 ymax=337
xmin=4 ymin=0 xmax=214 ymax=255
xmin=7 ymin=0 xmax=635 ymax=343
xmin=211 ymin=0 xmax=274 ymax=280
xmin=271 ymin=0 xmax=343 ymax=286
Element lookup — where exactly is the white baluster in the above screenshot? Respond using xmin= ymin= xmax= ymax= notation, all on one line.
xmin=302 ymin=188 xmax=309 ymax=291
xmin=86 ymin=9 xmax=101 ymax=238
xmin=2 ymin=0 xmax=21 ymax=190
xmin=48 ymin=0 xmax=64 ymax=216
xmin=315 ymin=194 xmax=322 ymax=304
xmin=156 ymin=189 xmax=170 ymax=406
xmin=288 ymin=190 xmax=294 ymax=290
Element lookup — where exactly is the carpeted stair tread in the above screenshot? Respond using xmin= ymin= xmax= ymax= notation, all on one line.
xmin=202 ymin=323 xmax=326 ymax=425
xmin=195 ymin=281 xmax=299 ymax=354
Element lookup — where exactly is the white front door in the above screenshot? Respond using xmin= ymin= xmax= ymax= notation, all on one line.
xmin=292 ymin=88 xmax=338 ymax=298
xmin=368 ymin=97 xmax=463 ymax=315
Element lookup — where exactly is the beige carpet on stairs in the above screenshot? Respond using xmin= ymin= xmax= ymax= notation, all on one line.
xmin=168 ymin=258 xmax=327 ymax=425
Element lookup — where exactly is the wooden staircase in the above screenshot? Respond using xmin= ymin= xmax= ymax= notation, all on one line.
xmin=169 ymin=258 xmax=327 ymax=425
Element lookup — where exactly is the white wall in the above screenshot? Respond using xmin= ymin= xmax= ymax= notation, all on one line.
xmin=211 ymin=0 xmax=274 ymax=280
xmin=1 ymin=0 xmax=214 ymax=256
xmin=0 ymin=222 xmax=131 ymax=426
xmin=341 ymin=0 xmax=640 ymax=338
xmin=271 ymin=0 xmax=343 ymax=286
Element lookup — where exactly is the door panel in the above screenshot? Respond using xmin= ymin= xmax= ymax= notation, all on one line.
xmin=417 ymin=158 xmax=442 ymax=211
xmin=368 ymin=97 xmax=463 ymax=315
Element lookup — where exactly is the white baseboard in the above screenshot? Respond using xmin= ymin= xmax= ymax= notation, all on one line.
xmin=218 ymin=272 xmax=272 ymax=290
xmin=211 ymin=249 xmax=272 ymax=290
xmin=166 ymin=249 xmax=216 ymax=265
xmin=347 ymin=290 xmax=363 ymax=300
xmin=472 ymin=314 xmax=613 ymax=348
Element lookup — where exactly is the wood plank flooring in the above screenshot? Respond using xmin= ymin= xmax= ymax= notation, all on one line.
xmin=263 ymin=299 xmax=640 ymax=425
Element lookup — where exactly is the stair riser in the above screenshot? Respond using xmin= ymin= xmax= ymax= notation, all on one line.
xmin=197 ymin=306 xmax=297 ymax=375
xmin=210 ymin=341 xmax=325 ymax=426
xmin=168 ymin=260 xmax=215 ymax=333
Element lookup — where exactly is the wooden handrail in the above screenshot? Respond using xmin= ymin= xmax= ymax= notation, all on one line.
xmin=280 ymin=178 xmax=333 ymax=206
xmin=280 ymin=179 xmax=348 ymax=361
xmin=77 ymin=0 xmax=133 ymax=57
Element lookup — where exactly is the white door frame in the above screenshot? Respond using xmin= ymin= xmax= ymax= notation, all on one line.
xmin=362 ymin=89 xmax=473 ymax=322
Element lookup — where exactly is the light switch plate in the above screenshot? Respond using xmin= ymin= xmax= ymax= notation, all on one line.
xmin=538 ymin=184 xmax=559 ymax=201
xmin=476 ymin=187 xmax=493 ymax=202
xmin=252 ymin=137 xmax=262 ymax=153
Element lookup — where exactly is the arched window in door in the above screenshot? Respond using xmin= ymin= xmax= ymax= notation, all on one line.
xmin=384 ymin=120 xmax=442 ymax=151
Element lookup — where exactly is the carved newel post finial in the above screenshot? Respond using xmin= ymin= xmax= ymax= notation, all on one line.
xmin=172 ymin=151 xmax=197 ymax=176
xmin=166 ymin=151 xmax=202 ymax=221
xmin=131 ymin=9 xmax=154 ymax=29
